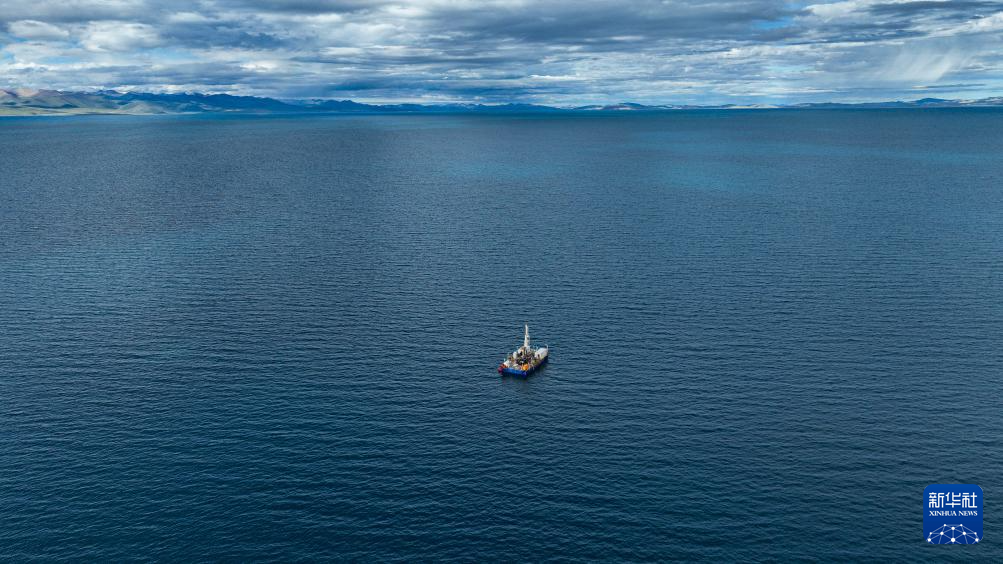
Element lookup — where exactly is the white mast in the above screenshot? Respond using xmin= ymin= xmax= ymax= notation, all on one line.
xmin=523 ymin=324 xmax=530 ymax=350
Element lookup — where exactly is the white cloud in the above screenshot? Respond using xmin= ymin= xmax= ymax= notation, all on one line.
xmin=166 ymin=12 xmax=214 ymax=24
xmin=945 ymin=11 xmax=1003 ymax=35
xmin=81 ymin=22 xmax=161 ymax=52
xmin=807 ymin=0 xmax=873 ymax=21
xmin=883 ymin=45 xmax=972 ymax=83
xmin=8 ymin=19 xmax=70 ymax=40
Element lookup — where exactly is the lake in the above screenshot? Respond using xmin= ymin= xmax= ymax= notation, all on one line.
xmin=2 ymin=110 xmax=1001 ymax=560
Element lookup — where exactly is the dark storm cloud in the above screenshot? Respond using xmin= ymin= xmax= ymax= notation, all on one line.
xmin=2 ymin=0 xmax=1003 ymax=103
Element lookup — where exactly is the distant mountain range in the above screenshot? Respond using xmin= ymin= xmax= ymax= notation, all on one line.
xmin=4 ymin=88 xmax=1003 ymax=116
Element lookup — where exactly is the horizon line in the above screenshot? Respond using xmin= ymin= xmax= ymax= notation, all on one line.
xmin=4 ymin=87 xmax=1003 ymax=110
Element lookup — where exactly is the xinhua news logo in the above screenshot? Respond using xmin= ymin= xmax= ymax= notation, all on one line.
xmin=925 ymin=484 xmax=983 ymax=545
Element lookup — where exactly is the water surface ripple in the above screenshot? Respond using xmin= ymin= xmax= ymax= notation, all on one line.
xmin=1 ymin=110 xmax=1001 ymax=561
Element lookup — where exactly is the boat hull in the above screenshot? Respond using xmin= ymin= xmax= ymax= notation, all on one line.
xmin=498 ymin=354 xmax=548 ymax=377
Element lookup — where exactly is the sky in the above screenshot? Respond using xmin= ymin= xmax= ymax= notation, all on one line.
xmin=1 ymin=0 xmax=1002 ymax=105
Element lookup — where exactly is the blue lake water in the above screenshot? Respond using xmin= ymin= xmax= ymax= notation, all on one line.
xmin=2 ymin=110 xmax=1002 ymax=560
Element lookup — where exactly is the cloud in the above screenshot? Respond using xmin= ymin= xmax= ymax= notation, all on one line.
xmin=869 ymin=1 xmax=1000 ymax=18
xmin=7 ymin=20 xmax=70 ymax=40
xmin=884 ymin=44 xmax=973 ymax=83
xmin=81 ymin=22 xmax=161 ymax=51
xmin=218 ymin=0 xmax=388 ymax=14
xmin=1 ymin=0 xmax=1003 ymax=103
xmin=0 ymin=0 xmax=151 ymax=24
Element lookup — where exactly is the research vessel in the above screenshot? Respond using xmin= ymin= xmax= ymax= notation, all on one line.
xmin=498 ymin=325 xmax=549 ymax=376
